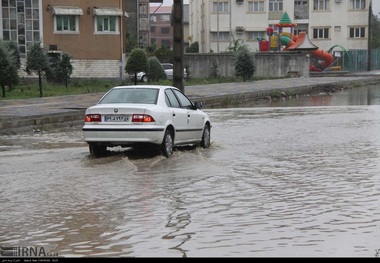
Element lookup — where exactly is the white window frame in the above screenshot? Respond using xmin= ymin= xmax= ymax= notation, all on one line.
xmin=350 ymin=0 xmax=365 ymax=10
xmin=246 ymin=31 xmax=266 ymax=41
xmin=313 ymin=27 xmax=329 ymax=39
xmin=211 ymin=32 xmax=230 ymax=41
xmin=349 ymin=27 xmax=365 ymax=38
xmin=213 ymin=1 xmax=229 ymax=13
xmin=313 ymin=0 xmax=330 ymax=11
xmin=248 ymin=1 xmax=265 ymax=12
xmin=269 ymin=0 xmax=283 ymax=12
xmin=54 ymin=15 xmax=79 ymax=34
xmin=95 ymin=16 xmax=119 ymax=34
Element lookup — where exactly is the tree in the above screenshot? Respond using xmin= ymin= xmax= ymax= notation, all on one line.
xmin=186 ymin=41 xmax=199 ymax=53
xmin=147 ymin=56 xmax=166 ymax=82
xmin=371 ymin=13 xmax=380 ymax=49
xmin=26 ymin=43 xmax=50 ymax=97
xmin=54 ymin=53 xmax=73 ymax=88
xmin=235 ymin=46 xmax=255 ymax=82
xmin=0 ymin=42 xmax=19 ymax=97
xmin=125 ymin=48 xmax=149 ymax=85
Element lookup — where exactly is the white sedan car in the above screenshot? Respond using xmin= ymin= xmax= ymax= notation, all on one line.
xmin=130 ymin=63 xmax=187 ymax=82
xmin=82 ymin=85 xmax=211 ymax=157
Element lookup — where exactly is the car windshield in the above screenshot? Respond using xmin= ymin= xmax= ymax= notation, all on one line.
xmin=99 ymin=88 xmax=159 ymax=104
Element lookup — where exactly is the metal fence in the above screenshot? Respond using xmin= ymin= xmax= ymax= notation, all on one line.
xmin=340 ymin=49 xmax=380 ymax=72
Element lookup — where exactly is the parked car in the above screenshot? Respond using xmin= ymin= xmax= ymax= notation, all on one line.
xmin=161 ymin=63 xmax=187 ymax=80
xmin=82 ymin=85 xmax=211 ymax=157
xmin=130 ymin=63 xmax=187 ymax=82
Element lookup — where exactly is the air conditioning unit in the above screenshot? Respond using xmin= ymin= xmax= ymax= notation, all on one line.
xmin=335 ymin=0 xmax=342 ymax=3
xmin=236 ymin=0 xmax=244 ymax=4
xmin=236 ymin=26 xmax=245 ymax=34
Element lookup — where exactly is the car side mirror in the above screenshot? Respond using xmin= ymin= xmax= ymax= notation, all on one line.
xmin=194 ymin=101 xmax=203 ymax=109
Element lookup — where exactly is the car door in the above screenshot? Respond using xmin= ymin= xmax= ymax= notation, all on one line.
xmin=172 ymin=89 xmax=205 ymax=142
xmin=164 ymin=89 xmax=189 ymax=143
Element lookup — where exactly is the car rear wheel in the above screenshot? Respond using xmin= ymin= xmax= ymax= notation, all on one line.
xmin=161 ymin=129 xmax=174 ymax=157
xmin=200 ymin=124 xmax=211 ymax=148
xmin=141 ymin=75 xmax=148 ymax=82
xmin=89 ymin=143 xmax=107 ymax=157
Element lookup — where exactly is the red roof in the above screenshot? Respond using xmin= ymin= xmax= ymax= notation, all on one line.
xmin=149 ymin=6 xmax=172 ymax=14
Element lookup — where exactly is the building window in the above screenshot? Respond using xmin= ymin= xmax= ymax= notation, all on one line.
xmin=161 ymin=27 xmax=170 ymax=34
xmin=248 ymin=1 xmax=265 ymax=12
xmin=160 ymin=15 xmax=170 ymax=22
xmin=349 ymin=27 xmax=365 ymax=38
xmin=150 ymin=26 xmax=156 ymax=33
xmin=161 ymin=39 xmax=171 ymax=47
xmin=350 ymin=0 xmax=365 ymax=10
xmin=150 ymin=15 xmax=157 ymax=22
xmin=55 ymin=15 xmax=78 ymax=32
xmin=313 ymin=0 xmax=329 ymax=11
xmin=269 ymin=0 xmax=283 ymax=12
xmin=139 ymin=3 xmax=148 ymax=18
xmin=313 ymin=28 xmax=329 ymax=39
xmin=247 ymin=31 xmax=265 ymax=40
xmin=96 ymin=16 xmax=117 ymax=32
xmin=211 ymin=32 xmax=230 ymax=41
xmin=213 ymin=1 xmax=229 ymax=13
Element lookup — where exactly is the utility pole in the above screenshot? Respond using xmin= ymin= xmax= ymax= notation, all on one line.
xmin=173 ymin=0 xmax=184 ymax=92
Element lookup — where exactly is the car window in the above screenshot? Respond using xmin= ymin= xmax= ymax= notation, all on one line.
xmin=165 ymin=89 xmax=181 ymax=108
xmin=172 ymin=89 xmax=193 ymax=109
xmin=99 ymin=88 xmax=158 ymax=104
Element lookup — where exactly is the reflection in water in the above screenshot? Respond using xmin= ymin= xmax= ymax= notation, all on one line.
xmin=1 ymin=86 xmax=380 ymax=257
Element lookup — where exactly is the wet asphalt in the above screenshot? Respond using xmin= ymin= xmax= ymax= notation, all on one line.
xmin=1 ymin=73 xmax=380 ymax=133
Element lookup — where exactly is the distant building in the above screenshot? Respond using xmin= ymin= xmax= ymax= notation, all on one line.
xmin=149 ymin=4 xmax=190 ymax=49
xmin=189 ymin=0 xmax=370 ymax=53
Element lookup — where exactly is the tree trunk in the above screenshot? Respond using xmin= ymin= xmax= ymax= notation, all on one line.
xmin=2 ymin=84 xmax=5 ymax=98
xmin=38 ymin=71 xmax=43 ymax=97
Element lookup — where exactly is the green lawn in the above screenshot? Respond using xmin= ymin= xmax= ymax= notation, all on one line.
xmin=0 ymin=77 xmax=248 ymax=100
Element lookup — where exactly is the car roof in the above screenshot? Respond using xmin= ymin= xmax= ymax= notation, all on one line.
xmin=111 ymin=85 xmax=179 ymax=91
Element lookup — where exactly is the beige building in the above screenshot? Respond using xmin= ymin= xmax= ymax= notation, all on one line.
xmin=189 ymin=0 xmax=371 ymax=53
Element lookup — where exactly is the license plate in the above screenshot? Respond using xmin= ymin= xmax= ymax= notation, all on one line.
xmin=105 ymin=115 xmax=130 ymax=122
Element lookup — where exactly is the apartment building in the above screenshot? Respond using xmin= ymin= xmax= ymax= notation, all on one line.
xmin=0 ymin=0 xmax=162 ymax=79
xmin=149 ymin=4 xmax=190 ymax=49
xmin=189 ymin=0 xmax=371 ymax=53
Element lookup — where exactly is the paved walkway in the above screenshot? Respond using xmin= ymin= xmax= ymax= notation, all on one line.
xmin=1 ymin=73 xmax=380 ymax=133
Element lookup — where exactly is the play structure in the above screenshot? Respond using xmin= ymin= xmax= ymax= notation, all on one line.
xmin=258 ymin=12 xmax=347 ymax=72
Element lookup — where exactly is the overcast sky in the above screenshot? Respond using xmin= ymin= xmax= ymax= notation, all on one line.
xmin=157 ymin=0 xmax=380 ymax=14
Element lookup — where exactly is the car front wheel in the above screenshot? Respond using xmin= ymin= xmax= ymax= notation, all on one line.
xmin=161 ymin=129 xmax=174 ymax=157
xmin=89 ymin=143 xmax=107 ymax=157
xmin=141 ymin=75 xmax=148 ymax=82
xmin=200 ymin=124 xmax=211 ymax=148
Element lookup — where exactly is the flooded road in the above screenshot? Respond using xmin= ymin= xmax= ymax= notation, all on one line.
xmin=1 ymin=86 xmax=380 ymax=257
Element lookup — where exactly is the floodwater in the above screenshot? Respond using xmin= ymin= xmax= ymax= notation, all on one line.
xmin=1 ymin=86 xmax=380 ymax=257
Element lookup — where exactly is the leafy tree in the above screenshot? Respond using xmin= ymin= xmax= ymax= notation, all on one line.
xmin=0 ymin=42 xmax=19 ymax=97
xmin=0 ymin=47 xmax=10 ymax=98
xmin=126 ymin=33 xmax=138 ymax=53
xmin=186 ymin=41 xmax=199 ymax=53
xmin=227 ymin=34 xmax=246 ymax=53
xmin=125 ymin=48 xmax=149 ymax=85
xmin=235 ymin=46 xmax=255 ymax=82
xmin=371 ymin=12 xmax=380 ymax=49
xmin=54 ymin=53 xmax=73 ymax=88
xmin=26 ymin=43 xmax=50 ymax=97
xmin=147 ymin=56 xmax=166 ymax=82
xmin=210 ymin=59 xmax=219 ymax=78
xmin=154 ymin=46 xmax=173 ymax=64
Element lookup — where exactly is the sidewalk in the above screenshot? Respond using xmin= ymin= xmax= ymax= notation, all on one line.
xmin=1 ymin=74 xmax=380 ymax=134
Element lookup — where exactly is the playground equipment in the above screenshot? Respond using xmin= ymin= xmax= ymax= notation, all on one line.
xmin=257 ymin=12 xmax=345 ymax=72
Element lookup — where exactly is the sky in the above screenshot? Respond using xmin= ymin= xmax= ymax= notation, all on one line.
xmin=157 ymin=0 xmax=380 ymax=14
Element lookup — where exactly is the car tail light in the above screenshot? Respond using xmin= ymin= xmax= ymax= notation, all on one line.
xmin=85 ymin=114 xmax=101 ymax=122
xmin=132 ymin=114 xmax=155 ymax=123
